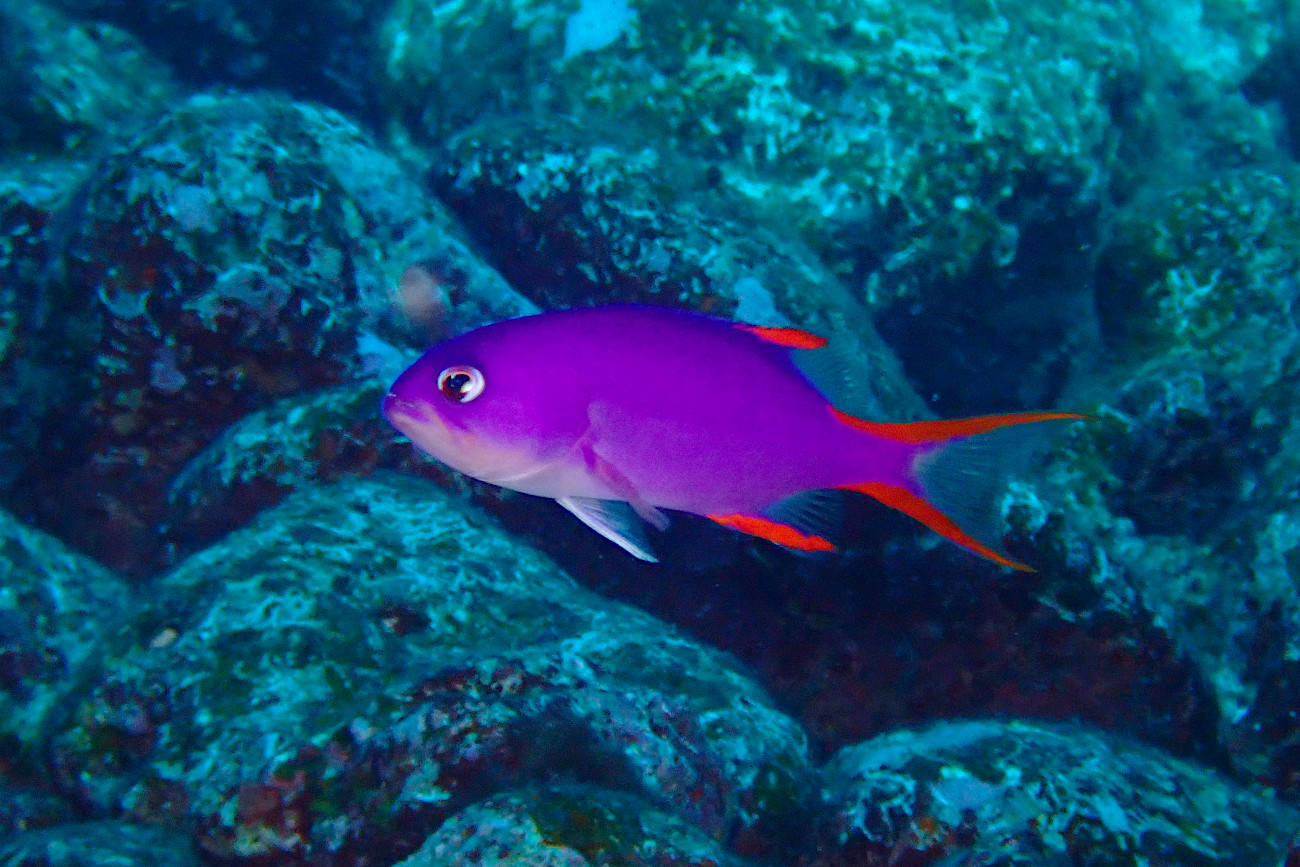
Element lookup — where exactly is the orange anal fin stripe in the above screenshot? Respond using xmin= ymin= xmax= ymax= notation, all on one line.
xmin=832 ymin=408 xmax=1088 ymax=443
xmin=845 ymin=482 xmax=1033 ymax=571
xmin=708 ymin=513 xmax=835 ymax=552
xmin=738 ymin=324 xmax=828 ymax=350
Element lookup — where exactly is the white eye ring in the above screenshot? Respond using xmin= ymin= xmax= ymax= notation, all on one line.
xmin=437 ymin=365 xmax=485 ymax=403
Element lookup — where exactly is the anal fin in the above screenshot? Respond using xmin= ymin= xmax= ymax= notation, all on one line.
xmin=763 ymin=489 xmax=843 ymax=546
xmin=707 ymin=512 xmax=835 ymax=553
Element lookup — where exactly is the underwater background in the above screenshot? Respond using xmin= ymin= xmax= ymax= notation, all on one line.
xmin=2 ymin=0 xmax=1300 ymax=863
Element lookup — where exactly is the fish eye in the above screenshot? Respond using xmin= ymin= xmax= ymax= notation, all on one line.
xmin=437 ymin=365 xmax=484 ymax=403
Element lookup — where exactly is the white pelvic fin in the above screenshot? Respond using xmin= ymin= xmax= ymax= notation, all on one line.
xmin=557 ymin=496 xmax=659 ymax=562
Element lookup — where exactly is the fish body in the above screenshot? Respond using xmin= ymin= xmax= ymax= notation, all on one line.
xmin=383 ymin=305 xmax=1080 ymax=567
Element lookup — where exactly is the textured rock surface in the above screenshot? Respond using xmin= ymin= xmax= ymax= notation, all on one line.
xmin=1031 ymin=163 xmax=1300 ymax=796
xmin=4 ymin=91 xmax=532 ymax=577
xmin=399 ymin=785 xmax=751 ymax=866
xmin=0 ymin=821 xmax=202 ymax=866
xmin=162 ymin=381 xmax=396 ymax=552
xmin=0 ymin=508 xmax=131 ymax=772
xmin=0 ymin=0 xmax=176 ymax=153
xmin=818 ymin=719 xmax=1300 ymax=865
xmin=379 ymin=0 xmax=1131 ymax=290
xmin=45 ymin=475 xmax=811 ymax=861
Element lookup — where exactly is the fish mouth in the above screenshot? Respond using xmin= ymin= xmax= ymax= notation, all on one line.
xmin=382 ymin=392 xmax=432 ymax=429
xmin=382 ymin=392 xmax=459 ymax=460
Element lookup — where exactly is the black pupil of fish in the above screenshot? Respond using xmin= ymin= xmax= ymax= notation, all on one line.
xmin=442 ymin=372 xmax=473 ymax=400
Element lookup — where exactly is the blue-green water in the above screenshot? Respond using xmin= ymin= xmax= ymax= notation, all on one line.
xmin=1 ymin=0 xmax=1298 ymax=863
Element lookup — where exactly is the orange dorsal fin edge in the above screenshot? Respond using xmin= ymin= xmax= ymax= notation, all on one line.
xmin=845 ymin=482 xmax=1032 ymax=571
xmin=832 ymin=408 xmax=1088 ymax=443
xmin=737 ymin=324 xmax=828 ymax=350
xmin=708 ymin=513 xmax=835 ymax=552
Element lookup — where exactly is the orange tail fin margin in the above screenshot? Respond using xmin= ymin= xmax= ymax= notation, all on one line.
xmin=835 ymin=409 xmax=1088 ymax=570
xmin=842 ymin=482 xmax=1032 ymax=570
xmin=831 ymin=408 xmax=1087 ymax=442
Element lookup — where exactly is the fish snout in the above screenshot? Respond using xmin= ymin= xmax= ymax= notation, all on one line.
xmin=382 ymin=391 xmax=401 ymax=418
xmin=382 ymin=392 xmax=426 ymax=425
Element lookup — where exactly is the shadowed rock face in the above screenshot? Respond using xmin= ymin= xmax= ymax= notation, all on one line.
xmin=1078 ymin=165 xmax=1300 ymax=795
xmin=0 ymin=821 xmax=203 ymax=867
xmin=43 ymin=0 xmax=382 ymax=115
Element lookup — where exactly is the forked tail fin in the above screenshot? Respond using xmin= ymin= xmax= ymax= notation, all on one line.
xmin=834 ymin=410 xmax=1085 ymax=570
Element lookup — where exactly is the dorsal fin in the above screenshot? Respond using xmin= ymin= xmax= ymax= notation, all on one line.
xmin=736 ymin=324 xmax=828 ymax=349
xmin=738 ymin=322 xmax=889 ymax=420
xmin=792 ymin=333 xmax=889 ymax=419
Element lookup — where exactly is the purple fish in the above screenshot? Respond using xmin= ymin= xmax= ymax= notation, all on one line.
xmin=383 ymin=305 xmax=1081 ymax=568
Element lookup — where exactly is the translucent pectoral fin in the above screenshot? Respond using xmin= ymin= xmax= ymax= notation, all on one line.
xmin=578 ymin=434 xmax=670 ymax=531
xmin=557 ymin=496 xmax=659 ymax=563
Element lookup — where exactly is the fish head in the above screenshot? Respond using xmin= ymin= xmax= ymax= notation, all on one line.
xmin=383 ymin=331 xmax=587 ymax=487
